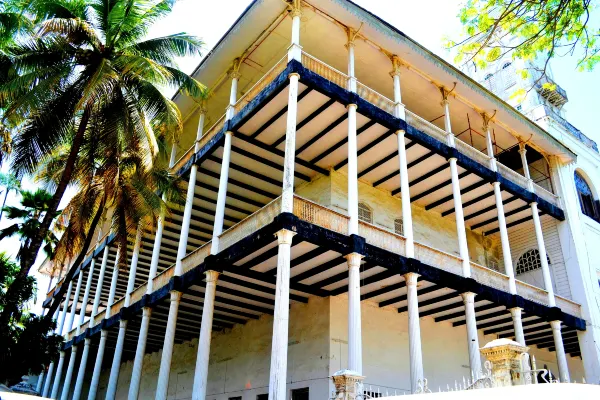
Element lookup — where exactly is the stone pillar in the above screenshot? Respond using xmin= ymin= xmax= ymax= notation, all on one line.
xmin=493 ymin=181 xmax=517 ymax=294
xmin=531 ymin=202 xmax=556 ymax=306
xmin=288 ymin=2 xmax=302 ymax=62
xmin=192 ymin=270 xmax=220 ymax=400
xmin=60 ymin=345 xmax=78 ymax=400
xmin=268 ymin=229 xmax=296 ymax=400
xmin=440 ymin=88 xmax=455 ymax=147
xmin=482 ymin=117 xmax=497 ymax=171
xmin=518 ymin=143 xmax=534 ymax=191
xmin=50 ymin=350 xmax=66 ymax=399
xmin=77 ymin=259 xmax=95 ymax=333
xmin=72 ymin=338 xmax=91 ymax=400
xmin=462 ymin=292 xmax=482 ymax=378
xmin=346 ymin=252 xmax=363 ymax=375
xmin=105 ymin=248 xmax=121 ymax=318
xmin=346 ymin=30 xmax=357 ymax=93
xmin=226 ymin=67 xmax=241 ymax=120
xmin=396 ymin=130 xmax=414 ymax=257
xmin=36 ymin=369 xmax=45 ymax=394
xmin=281 ymin=73 xmax=300 ymax=214
xmin=510 ymin=308 xmax=525 ymax=346
xmin=210 ymin=130 xmax=233 ymax=255
xmin=125 ymin=228 xmax=142 ymax=306
xmin=91 ymin=246 xmax=109 ymax=317
xmin=128 ymin=307 xmax=152 ymax=399
xmin=347 ymin=103 xmax=359 ymax=236
xmin=331 ymin=370 xmax=366 ymax=400
xmin=155 ymin=291 xmax=182 ymax=400
xmin=87 ymin=330 xmax=108 ymax=400
xmin=66 ymin=270 xmax=84 ymax=334
xmin=449 ymin=158 xmax=471 ymax=277
xmin=57 ymin=280 xmax=73 ymax=336
xmin=390 ymin=55 xmax=406 ymax=119
xmin=405 ymin=273 xmax=424 ymax=393
xmin=550 ymin=320 xmax=570 ymax=382
xmin=106 ymin=320 xmax=128 ymax=399
xmin=42 ymin=361 xmax=55 ymax=397
xmin=176 ymin=108 xmax=206 ymax=274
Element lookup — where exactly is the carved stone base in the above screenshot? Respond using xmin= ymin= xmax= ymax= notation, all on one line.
xmin=480 ymin=338 xmax=529 ymax=387
xmin=331 ymin=370 xmax=365 ymax=400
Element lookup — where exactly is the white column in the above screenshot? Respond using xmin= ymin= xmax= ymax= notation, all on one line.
xmin=510 ymin=308 xmax=525 ymax=345
xmin=441 ymin=98 xmax=455 ymax=147
xmin=550 ymin=320 xmax=570 ymax=382
xmin=43 ymin=361 xmax=56 ymax=397
xmin=78 ymin=260 xmax=95 ymax=333
xmin=397 ymin=130 xmax=414 ymax=257
xmin=72 ymin=338 xmax=91 ymax=400
xmin=60 ymin=345 xmax=78 ymax=400
xmin=106 ymin=319 xmax=128 ymax=399
xmin=268 ymin=230 xmax=296 ymax=400
xmin=518 ymin=143 xmax=534 ymax=191
xmin=66 ymin=270 xmax=84 ymax=334
xmin=483 ymin=120 xmax=497 ymax=171
xmin=57 ymin=280 xmax=74 ymax=336
xmin=281 ymin=73 xmax=300 ymax=213
xmin=148 ymin=146 xmax=177 ymax=293
xmin=390 ymin=56 xmax=406 ymax=119
xmin=91 ymin=246 xmax=109 ymax=317
xmin=493 ymin=181 xmax=517 ymax=294
xmin=226 ymin=69 xmax=241 ymax=120
xmin=449 ymin=158 xmax=471 ymax=277
xmin=346 ymin=39 xmax=357 ymax=92
xmin=129 ymin=307 xmax=152 ymax=400
xmin=87 ymin=330 xmax=108 ymax=400
xmin=531 ymin=202 xmax=556 ymax=306
xmin=105 ymin=248 xmax=121 ymax=318
xmin=346 ymin=252 xmax=363 ymax=374
xmin=210 ymin=130 xmax=233 ymax=254
xmin=347 ymin=103 xmax=359 ymax=235
xmin=126 ymin=229 xmax=142 ymax=306
xmin=404 ymin=273 xmax=424 ymax=393
xmin=462 ymin=292 xmax=482 ymax=377
xmin=176 ymin=109 xmax=206 ymax=275
xmin=192 ymin=270 xmax=220 ymax=400
xmin=155 ymin=291 xmax=182 ymax=400
xmin=288 ymin=5 xmax=302 ymax=62
xmin=36 ymin=369 xmax=45 ymax=393
xmin=51 ymin=350 xmax=66 ymax=399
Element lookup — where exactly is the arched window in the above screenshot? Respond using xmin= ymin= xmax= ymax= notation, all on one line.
xmin=515 ymin=249 xmax=550 ymax=275
xmin=394 ymin=218 xmax=404 ymax=235
xmin=575 ymin=171 xmax=600 ymax=222
xmin=358 ymin=202 xmax=372 ymax=224
xmin=502 ymin=62 xmax=512 ymax=69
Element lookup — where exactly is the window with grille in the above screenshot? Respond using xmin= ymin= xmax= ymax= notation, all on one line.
xmin=515 ymin=249 xmax=550 ymax=275
xmin=502 ymin=62 xmax=516 ymax=88
xmin=575 ymin=171 xmax=600 ymax=222
xmin=291 ymin=388 xmax=309 ymax=400
xmin=358 ymin=202 xmax=373 ymax=223
xmin=257 ymin=395 xmax=268 ymax=400
xmin=394 ymin=218 xmax=404 ymax=235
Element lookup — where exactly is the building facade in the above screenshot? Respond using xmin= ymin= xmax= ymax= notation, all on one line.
xmin=37 ymin=1 xmax=600 ymax=399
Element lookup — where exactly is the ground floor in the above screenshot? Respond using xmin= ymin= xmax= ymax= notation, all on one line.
xmin=50 ymin=294 xmax=584 ymax=400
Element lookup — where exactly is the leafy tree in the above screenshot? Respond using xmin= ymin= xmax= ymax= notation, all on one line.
xmin=0 ymin=188 xmax=59 ymax=259
xmin=450 ymin=0 xmax=599 ymax=77
xmin=0 ymin=171 xmax=20 ymax=222
xmin=0 ymin=252 xmax=62 ymax=385
xmin=0 ymin=0 xmax=206 ymax=328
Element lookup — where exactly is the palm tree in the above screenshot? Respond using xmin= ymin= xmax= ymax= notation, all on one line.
xmin=0 ymin=172 xmax=20 ymax=222
xmin=0 ymin=0 xmax=206 ymax=326
xmin=0 ymin=188 xmax=59 ymax=259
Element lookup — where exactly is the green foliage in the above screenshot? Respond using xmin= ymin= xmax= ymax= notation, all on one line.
xmin=450 ymin=0 xmax=600 ymax=74
xmin=0 ymin=188 xmax=59 ymax=259
xmin=0 ymin=253 xmax=62 ymax=385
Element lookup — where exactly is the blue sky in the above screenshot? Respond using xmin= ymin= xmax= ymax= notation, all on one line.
xmin=4 ymin=0 xmax=600 ymax=313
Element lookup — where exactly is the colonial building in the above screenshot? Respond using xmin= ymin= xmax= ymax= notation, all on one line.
xmin=37 ymin=0 xmax=600 ymax=399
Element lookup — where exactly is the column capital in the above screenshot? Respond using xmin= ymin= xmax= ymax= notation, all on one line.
xmin=225 ymin=130 xmax=234 ymax=137
xmin=394 ymin=129 xmax=406 ymax=137
xmin=461 ymin=291 xmax=476 ymax=303
xmin=288 ymin=72 xmax=300 ymax=80
xmin=438 ymin=83 xmax=456 ymax=103
xmin=346 ymin=103 xmax=358 ymax=110
xmin=169 ymin=290 xmax=183 ymax=302
xmin=289 ymin=6 xmax=302 ymax=18
xmin=197 ymin=105 xmax=208 ymax=115
xmin=142 ymin=306 xmax=152 ymax=318
xmin=509 ymin=307 xmax=522 ymax=316
xmin=275 ymin=228 xmax=296 ymax=245
xmin=229 ymin=70 xmax=241 ymax=80
xmin=403 ymin=272 xmax=419 ymax=285
xmin=345 ymin=252 xmax=363 ymax=268
xmin=205 ymin=269 xmax=220 ymax=283
xmin=550 ymin=320 xmax=562 ymax=330
xmin=518 ymin=142 xmax=527 ymax=154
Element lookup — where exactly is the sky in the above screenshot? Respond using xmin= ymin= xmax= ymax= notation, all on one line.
xmin=3 ymin=0 xmax=600 ymax=314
